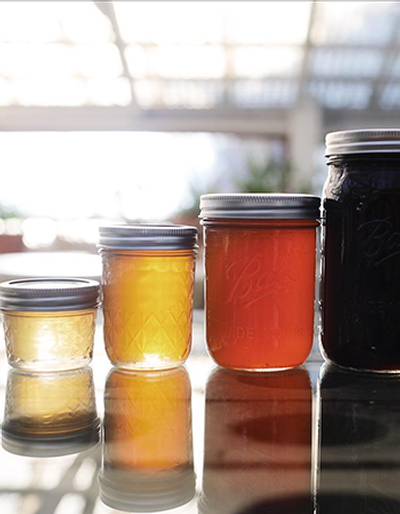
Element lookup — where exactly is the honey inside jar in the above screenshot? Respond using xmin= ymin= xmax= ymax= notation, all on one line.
xmin=102 ymin=250 xmax=195 ymax=369
xmin=99 ymin=225 xmax=198 ymax=370
xmin=3 ymin=309 xmax=96 ymax=371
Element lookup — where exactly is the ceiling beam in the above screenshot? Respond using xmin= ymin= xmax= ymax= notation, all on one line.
xmin=1 ymin=105 xmax=400 ymax=134
xmin=298 ymin=2 xmax=317 ymax=99
xmin=325 ymin=107 xmax=400 ymax=132
xmin=2 ymin=75 xmax=399 ymax=85
xmin=0 ymin=106 xmax=288 ymax=135
xmin=93 ymin=1 xmax=139 ymax=110
xmin=128 ymin=41 xmax=400 ymax=52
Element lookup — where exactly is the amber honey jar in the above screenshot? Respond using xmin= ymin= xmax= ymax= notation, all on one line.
xmin=199 ymin=368 xmax=312 ymax=514
xmin=0 ymin=278 xmax=100 ymax=372
xmin=100 ymin=367 xmax=195 ymax=512
xmin=2 ymin=366 xmax=100 ymax=457
xmin=200 ymin=194 xmax=320 ymax=371
xmin=99 ymin=224 xmax=198 ymax=370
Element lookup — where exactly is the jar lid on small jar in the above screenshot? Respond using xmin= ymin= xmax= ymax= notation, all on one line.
xmin=326 ymin=129 xmax=400 ymax=156
xmin=199 ymin=194 xmax=321 ymax=220
xmin=98 ymin=224 xmax=198 ymax=250
xmin=0 ymin=278 xmax=101 ymax=312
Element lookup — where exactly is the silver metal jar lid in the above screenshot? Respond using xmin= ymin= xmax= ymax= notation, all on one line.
xmin=0 ymin=278 xmax=101 ymax=312
xmin=199 ymin=194 xmax=321 ymax=220
xmin=98 ymin=224 xmax=198 ymax=251
xmin=326 ymin=129 xmax=400 ymax=156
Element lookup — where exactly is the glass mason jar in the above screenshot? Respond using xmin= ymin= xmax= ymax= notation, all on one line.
xmin=100 ymin=367 xmax=195 ymax=512
xmin=0 ymin=278 xmax=100 ymax=371
xmin=2 ymin=366 xmax=100 ymax=457
xmin=199 ymin=368 xmax=312 ymax=514
xmin=99 ymin=224 xmax=198 ymax=370
xmin=321 ymin=129 xmax=400 ymax=372
xmin=200 ymin=194 xmax=320 ymax=371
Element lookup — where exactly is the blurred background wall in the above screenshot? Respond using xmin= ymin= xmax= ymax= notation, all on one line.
xmin=0 ymin=1 xmax=400 ymax=294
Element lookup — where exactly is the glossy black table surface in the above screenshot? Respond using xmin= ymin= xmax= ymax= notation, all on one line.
xmin=0 ymin=318 xmax=399 ymax=514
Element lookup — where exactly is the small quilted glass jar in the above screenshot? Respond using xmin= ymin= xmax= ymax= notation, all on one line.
xmin=0 ymin=278 xmax=100 ymax=372
xmin=99 ymin=224 xmax=198 ymax=370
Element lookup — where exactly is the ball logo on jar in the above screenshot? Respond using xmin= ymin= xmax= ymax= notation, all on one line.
xmin=358 ymin=217 xmax=400 ymax=267
xmin=225 ymin=255 xmax=295 ymax=308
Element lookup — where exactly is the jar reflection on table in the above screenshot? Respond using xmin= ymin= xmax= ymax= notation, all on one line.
xmin=199 ymin=368 xmax=312 ymax=514
xmin=100 ymin=366 xmax=195 ymax=512
xmin=316 ymin=364 xmax=400 ymax=513
xmin=2 ymin=366 xmax=100 ymax=457
xmin=99 ymin=225 xmax=198 ymax=371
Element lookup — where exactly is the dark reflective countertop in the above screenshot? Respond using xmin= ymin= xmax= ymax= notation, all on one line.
xmin=1 ymin=320 xmax=399 ymax=514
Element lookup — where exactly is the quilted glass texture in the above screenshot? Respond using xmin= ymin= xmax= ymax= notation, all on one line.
xmin=102 ymin=250 xmax=195 ymax=369
xmin=3 ymin=308 xmax=97 ymax=371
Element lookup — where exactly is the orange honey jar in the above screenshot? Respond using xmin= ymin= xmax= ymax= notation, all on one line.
xmin=200 ymin=194 xmax=320 ymax=371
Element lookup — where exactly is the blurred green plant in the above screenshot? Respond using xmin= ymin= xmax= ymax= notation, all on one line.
xmin=0 ymin=204 xmax=21 ymax=219
xmin=235 ymin=158 xmax=303 ymax=193
xmin=174 ymin=157 xmax=312 ymax=220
